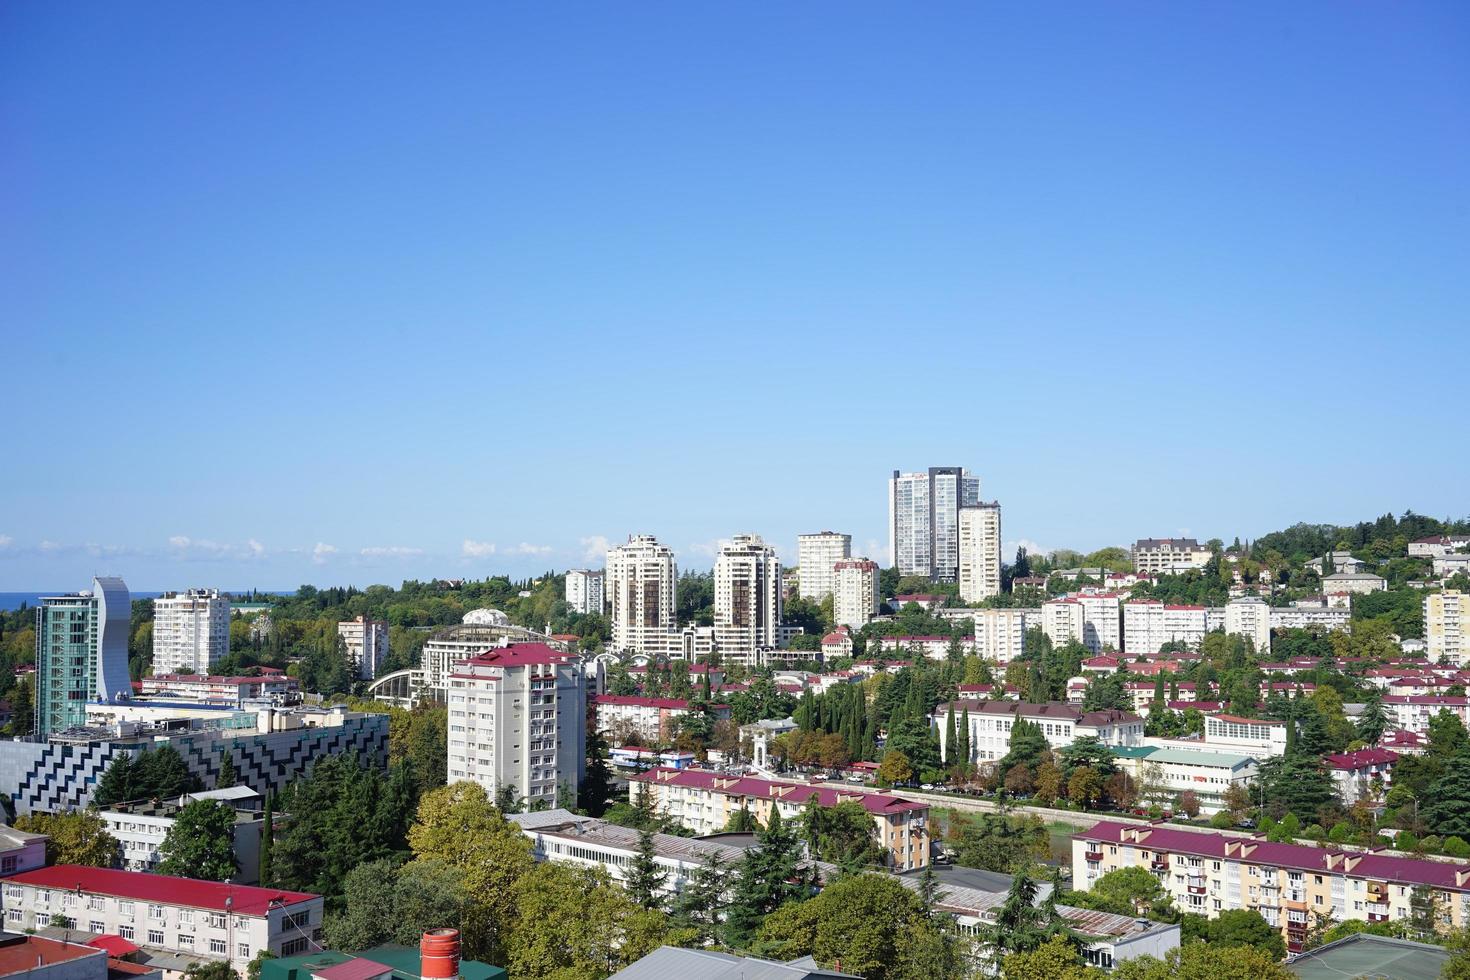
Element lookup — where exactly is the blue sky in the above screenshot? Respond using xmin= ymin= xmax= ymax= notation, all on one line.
xmin=2 ymin=3 xmax=1467 ymax=591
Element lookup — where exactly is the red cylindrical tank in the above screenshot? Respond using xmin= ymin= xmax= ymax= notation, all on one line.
xmin=420 ymin=929 xmax=461 ymax=980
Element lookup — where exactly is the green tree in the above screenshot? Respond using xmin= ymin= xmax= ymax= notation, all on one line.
xmin=952 ymin=813 xmax=1050 ymax=874
xmin=183 ymin=962 xmax=238 ymax=980
xmin=93 ymin=753 xmax=139 ymax=806
xmin=216 ymin=750 xmax=237 ymax=790
xmin=1356 ymin=688 xmax=1389 ymax=745
xmin=246 ymin=951 xmax=276 ymax=980
xmin=671 ymin=851 xmax=732 ymax=944
xmin=878 ymin=750 xmax=913 ymax=787
xmin=759 ymin=873 xmax=925 ymax=980
xmin=724 ymin=807 xmax=812 ymax=945
xmin=1074 ymin=866 xmax=1176 ymax=921
xmin=14 ymin=811 xmax=118 ymax=867
xmin=1110 ymin=943 xmax=1294 ymax=980
xmin=800 ymin=799 xmax=884 ymax=871
xmin=983 ymin=867 xmax=1076 ymax=969
xmin=581 ymin=727 xmax=615 ymax=817
xmin=626 ymin=828 xmax=668 ymax=910
xmin=1000 ymin=719 xmax=1050 ymax=782
xmin=157 ymin=800 xmax=239 ymax=881
xmin=406 ymin=781 xmax=534 ymax=964
xmin=1422 ymin=756 xmax=1470 ymax=838
xmin=1001 ymin=935 xmax=1102 ymax=980
xmin=1207 ymin=908 xmax=1286 ymax=961
xmin=258 ymin=794 xmax=274 ymax=886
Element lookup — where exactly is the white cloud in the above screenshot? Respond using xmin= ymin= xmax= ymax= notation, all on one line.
xmin=0 ymin=535 xmax=12 ymax=550
xmin=169 ymin=535 xmax=192 ymax=549
xmin=360 ymin=546 xmax=425 ymax=558
xmin=312 ymin=542 xmax=338 ymax=564
xmin=462 ymin=539 xmax=497 ymax=558
xmin=39 ymin=540 xmax=60 ymax=552
xmin=247 ymin=539 xmax=265 ymax=558
xmin=580 ymin=535 xmax=612 ymax=564
xmin=683 ymin=538 xmax=734 ymax=559
xmin=513 ymin=542 xmax=552 ymax=555
xmin=1004 ymin=538 xmax=1049 ymax=558
xmin=862 ymin=538 xmax=889 ymax=567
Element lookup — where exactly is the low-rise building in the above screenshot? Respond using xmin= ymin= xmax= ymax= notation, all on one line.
xmin=631 ymin=767 xmax=930 ymax=870
xmin=1321 ymin=573 xmax=1387 ymax=596
xmin=1269 ymin=605 xmax=1353 ymax=632
xmin=819 ymin=627 xmax=854 ymax=659
xmin=591 ymin=695 xmax=730 ymax=746
xmin=1384 ymin=695 xmax=1470 ymax=735
xmin=869 ymin=635 xmax=973 ymax=660
xmin=139 ymin=674 xmax=300 ymax=707
xmin=1324 ymin=748 xmax=1397 ymax=804
xmin=0 ymin=825 xmax=47 ymax=877
xmin=1203 ymin=713 xmax=1289 ymax=756
xmin=1131 ymin=539 xmax=1212 ymax=576
xmin=1306 ymin=552 xmax=1367 ymax=576
xmin=261 ymin=937 xmax=507 ymax=980
xmin=933 ymin=700 xmax=1144 ymax=765
xmin=1434 ymin=554 xmax=1470 ymax=579
xmin=1074 ymin=821 xmax=1470 ymax=953
xmin=1109 ymin=746 xmax=1256 ymax=815
xmin=0 ymin=934 xmax=107 ymax=980
xmin=97 ymin=797 xmax=268 ymax=883
xmin=2 ymin=866 xmax=323 ymax=968
xmin=1410 ymin=536 xmax=1469 ymax=558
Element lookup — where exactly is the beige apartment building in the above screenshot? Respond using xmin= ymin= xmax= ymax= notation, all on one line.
xmin=631 ymin=767 xmax=930 ymax=870
xmin=1074 ymin=821 xmax=1470 ymax=954
xmin=1426 ymin=590 xmax=1467 ymax=666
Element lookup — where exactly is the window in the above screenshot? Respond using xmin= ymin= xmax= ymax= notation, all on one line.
xmin=148 ymin=904 xmax=165 ymax=920
xmin=179 ymin=935 xmax=194 ymax=949
xmin=209 ymin=939 xmax=228 ymax=955
xmin=238 ymin=944 xmax=251 ymax=959
xmin=5 ymin=910 xmax=20 ymax=924
xmin=90 ymin=921 xmax=105 ymax=934
xmin=119 ymin=926 xmax=135 ymax=941
xmin=147 ymin=930 xmax=164 ymax=946
xmin=207 ymin=913 xmax=226 ymax=929
xmin=36 ymin=913 xmax=50 ymax=928
xmin=179 ymin=909 xmax=194 ymax=925
xmin=89 ymin=895 xmax=104 ymax=911
xmin=120 ymin=901 xmax=135 ymax=919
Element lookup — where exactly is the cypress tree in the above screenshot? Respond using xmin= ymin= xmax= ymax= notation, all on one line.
xmin=945 ymin=707 xmax=958 ymax=764
xmin=958 ymin=707 xmax=972 ymax=769
xmin=258 ymin=794 xmax=274 ymax=886
xmin=217 ymin=750 xmax=237 ymax=790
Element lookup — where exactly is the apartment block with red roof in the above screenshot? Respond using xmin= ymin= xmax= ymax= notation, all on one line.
xmin=931 ymin=700 xmax=1144 ymax=765
xmin=2 ymin=866 xmax=323 ymax=969
xmin=1074 ymin=821 xmax=1470 ymax=953
xmin=446 ymin=643 xmax=587 ymax=808
xmin=631 ymin=767 xmax=930 ymax=870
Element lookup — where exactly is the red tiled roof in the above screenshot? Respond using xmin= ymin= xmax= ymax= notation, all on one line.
xmin=10 ymin=866 xmax=317 ymax=915
xmin=1076 ymin=821 xmax=1470 ymax=890
xmin=1324 ymin=748 xmax=1399 ymax=770
xmin=632 ymin=767 xmax=927 ymax=815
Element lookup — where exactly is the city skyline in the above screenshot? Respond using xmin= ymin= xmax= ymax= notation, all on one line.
xmin=4 ymin=3 xmax=1468 ymax=589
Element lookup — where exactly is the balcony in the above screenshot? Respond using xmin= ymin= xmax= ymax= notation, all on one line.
xmin=1150 ymin=856 xmax=1170 ymax=871
xmin=1084 ymin=849 xmax=1103 ymax=863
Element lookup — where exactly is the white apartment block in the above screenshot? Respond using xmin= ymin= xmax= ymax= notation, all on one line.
xmin=832 ymin=558 xmax=880 ymax=629
xmin=969 ymin=607 xmax=1035 ymax=665
xmin=98 ymin=798 xmax=265 ymax=884
xmin=564 ymin=569 xmax=605 ymax=616
xmin=446 ymin=642 xmax=587 ymax=808
xmin=888 ymin=467 xmax=980 ymax=582
xmin=1130 ymin=539 xmax=1212 ymax=576
xmin=1109 ymin=747 xmax=1257 ymax=815
xmin=934 ymin=700 xmax=1144 ymax=765
xmin=796 ymin=531 xmax=851 ymax=601
xmin=591 ymin=694 xmax=731 ymax=746
xmin=1074 ymin=822 xmax=1470 ymax=954
xmin=336 ymin=616 xmax=389 ymax=680
xmin=1383 ymin=695 xmax=1470 ymax=735
xmin=632 ymin=767 xmax=931 ymax=870
xmin=2 ymin=865 xmax=323 ymax=967
xmin=1122 ymin=601 xmax=1209 ymax=655
xmin=957 ymin=503 xmax=1003 ymax=604
xmin=606 ymin=535 xmax=678 ymax=655
xmin=152 ymin=589 xmax=230 ymax=676
xmin=1321 ymin=573 xmax=1387 ymax=595
xmin=1044 ymin=593 xmax=1122 ymax=654
xmin=713 ymin=534 xmax=782 ymax=666
xmin=1269 ymin=605 xmax=1353 ymax=632
xmin=1223 ymin=597 xmax=1272 ymax=655
xmin=1426 ymin=591 xmax=1468 ymax=666
xmin=1202 ymin=713 xmax=1288 ymax=756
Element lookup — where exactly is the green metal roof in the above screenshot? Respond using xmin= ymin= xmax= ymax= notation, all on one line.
xmin=1140 ymin=747 xmax=1256 ymax=770
xmin=1109 ymin=746 xmax=1158 ymax=759
xmin=1286 ymin=933 xmax=1449 ymax=980
xmin=262 ymin=945 xmax=506 ymax=980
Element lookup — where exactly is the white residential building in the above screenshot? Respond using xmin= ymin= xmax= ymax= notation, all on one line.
xmin=591 ymin=694 xmax=731 ymax=746
xmin=934 ymin=700 xmax=1145 ymax=765
xmin=832 ymin=559 xmax=880 ymax=629
xmin=1130 ymin=539 xmax=1212 ymax=576
xmin=1044 ymin=592 xmax=1123 ymax=654
xmin=957 ymin=503 xmax=1003 ymax=604
xmin=446 ymin=642 xmax=587 ymax=807
xmin=1122 ymin=601 xmax=1209 ymax=655
xmin=606 ymin=535 xmax=678 ymax=655
xmin=1224 ymin=597 xmax=1272 ymax=655
xmin=336 ymin=616 xmax=389 ymax=680
xmin=713 ymin=534 xmax=782 ymax=666
xmin=140 ymin=673 xmax=300 ymax=706
xmin=98 ymin=797 xmax=266 ymax=883
xmin=1434 ymin=554 xmax=1470 ymax=580
xmin=1426 ymin=590 xmax=1468 ymax=666
xmin=969 ymin=607 xmax=1035 ymax=665
xmin=1 ymin=865 xmax=323 ymax=966
xmin=796 ymin=532 xmax=851 ymax=601
xmin=1109 ymin=746 xmax=1257 ymax=815
xmin=564 ymin=569 xmax=605 ymax=616
xmin=888 ymin=467 xmax=981 ymax=582
xmin=0 ymin=825 xmax=47 ymax=877
xmin=1384 ymin=695 xmax=1470 ymax=735
xmin=1269 ymin=605 xmax=1353 ymax=632
xmin=1042 ymin=597 xmax=1085 ymax=649
xmin=1410 ymin=535 xmax=1470 ymax=558
xmin=1202 ymin=713 xmax=1288 ymax=756
xmin=152 ymin=589 xmax=231 ymax=676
